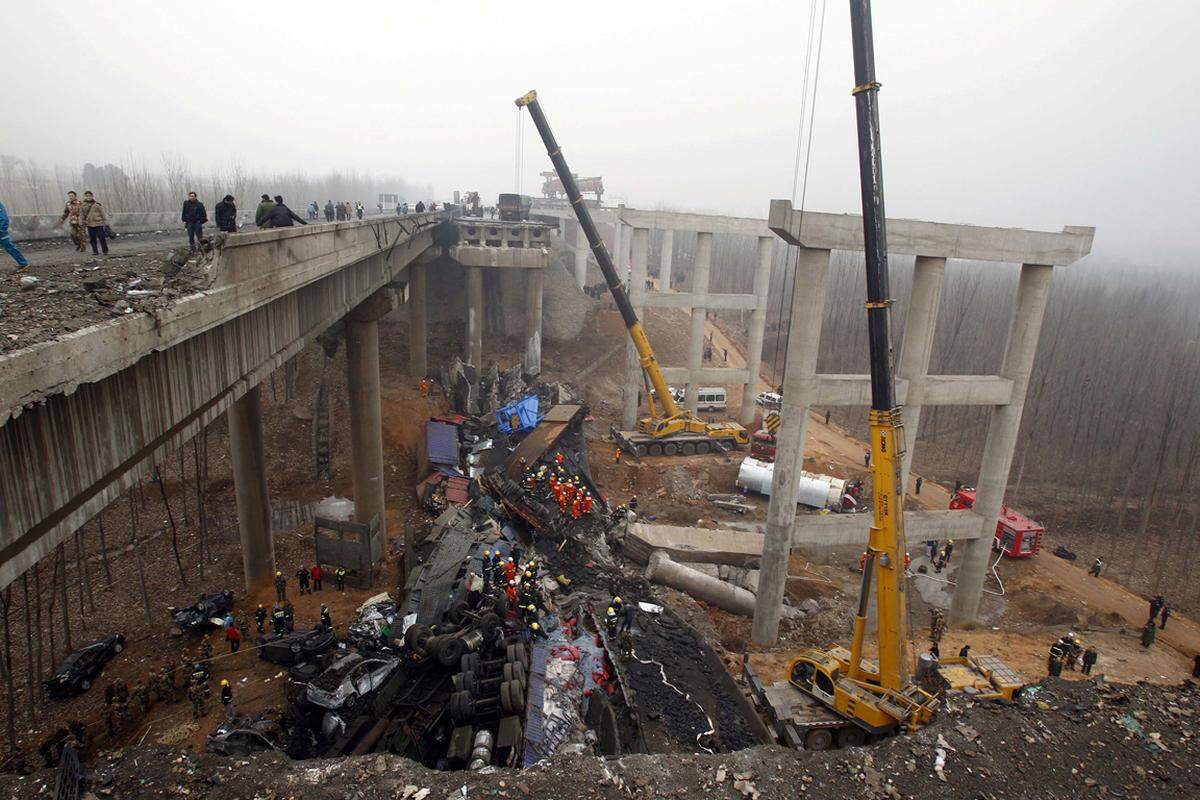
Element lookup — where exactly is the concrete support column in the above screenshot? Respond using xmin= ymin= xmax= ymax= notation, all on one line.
xmin=740 ymin=236 xmax=774 ymax=426
xmin=346 ymin=289 xmax=395 ymax=545
xmin=408 ymin=260 xmax=428 ymax=378
xmin=659 ymin=229 xmax=675 ymax=291
xmin=684 ymin=232 xmax=713 ymax=413
xmin=466 ymin=266 xmax=484 ymax=366
xmin=611 ymin=210 xmax=624 ymax=272
xmin=620 ymin=228 xmax=650 ymax=430
xmin=228 ymin=385 xmax=274 ymax=590
xmin=524 ymin=268 xmax=544 ymax=376
xmin=574 ymin=249 xmax=588 ymax=289
xmin=951 ymin=263 xmax=1054 ymax=622
xmin=752 ymin=247 xmax=832 ymax=644
xmin=896 ymin=256 xmax=947 ymax=488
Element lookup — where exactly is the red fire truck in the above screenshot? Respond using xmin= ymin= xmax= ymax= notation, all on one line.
xmin=949 ymin=488 xmax=1044 ymax=558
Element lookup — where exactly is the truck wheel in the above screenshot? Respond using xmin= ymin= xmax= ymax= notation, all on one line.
xmin=405 ymin=624 xmax=432 ymax=653
xmin=80 ymin=679 xmax=91 ymax=692
xmin=439 ymin=637 xmax=467 ymax=667
xmin=696 ymin=442 xmax=710 ymax=455
xmin=461 ymin=652 xmax=481 ymax=674
xmin=648 ymin=443 xmax=663 ymax=456
xmin=500 ymin=681 xmax=514 ymax=712
xmin=804 ymin=729 xmax=833 ymax=751
xmin=837 ymin=727 xmax=865 ymax=747
xmin=635 ymin=445 xmax=647 ymax=457
xmin=503 ymin=661 xmax=527 ymax=683
xmin=663 ymin=443 xmax=678 ymax=456
xmin=681 ymin=443 xmax=696 ymax=456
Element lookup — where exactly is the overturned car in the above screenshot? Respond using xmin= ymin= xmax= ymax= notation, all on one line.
xmin=169 ymin=590 xmax=234 ymax=636
xmin=44 ymin=634 xmax=125 ymax=698
xmin=258 ymin=627 xmax=338 ymax=667
xmin=207 ymin=715 xmax=283 ymax=756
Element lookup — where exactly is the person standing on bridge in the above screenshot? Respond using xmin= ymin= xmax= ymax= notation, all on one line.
xmin=0 ymin=200 xmax=30 ymax=269
xmin=415 ymin=200 xmax=425 ymax=213
xmin=355 ymin=201 xmax=364 ymax=220
xmin=259 ymin=196 xmax=307 ymax=228
xmin=181 ymin=191 xmax=207 ymax=252
xmin=55 ymin=191 xmax=86 ymax=252
xmin=255 ymin=194 xmax=275 ymax=228
xmin=308 ymin=201 xmax=318 ymax=221
xmin=214 ymin=195 xmax=238 ymax=234
xmin=324 ymin=200 xmax=334 ymax=222
xmin=80 ymin=191 xmax=109 ymax=256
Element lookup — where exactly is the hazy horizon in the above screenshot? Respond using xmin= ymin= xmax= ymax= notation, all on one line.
xmin=2 ymin=1 xmax=1196 ymax=266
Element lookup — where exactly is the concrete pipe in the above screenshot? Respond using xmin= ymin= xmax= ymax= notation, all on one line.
xmin=645 ymin=551 xmax=799 ymax=619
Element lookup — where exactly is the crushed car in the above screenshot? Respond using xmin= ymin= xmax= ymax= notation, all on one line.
xmin=44 ymin=634 xmax=125 ymax=698
xmin=258 ymin=627 xmax=338 ymax=667
xmin=207 ymin=715 xmax=283 ymax=756
xmin=168 ymin=590 xmax=234 ymax=636
xmin=305 ymin=651 xmax=401 ymax=711
xmin=347 ymin=592 xmax=400 ymax=648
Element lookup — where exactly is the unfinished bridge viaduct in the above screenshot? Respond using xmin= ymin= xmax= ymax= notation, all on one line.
xmin=0 ymin=201 xmax=1092 ymax=640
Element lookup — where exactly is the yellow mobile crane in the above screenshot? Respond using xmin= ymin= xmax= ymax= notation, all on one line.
xmin=747 ymin=0 xmax=1021 ymax=750
xmin=516 ymin=91 xmax=749 ymax=457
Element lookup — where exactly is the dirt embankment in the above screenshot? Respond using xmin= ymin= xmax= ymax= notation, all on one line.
xmin=10 ymin=678 xmax=1198 ymax=799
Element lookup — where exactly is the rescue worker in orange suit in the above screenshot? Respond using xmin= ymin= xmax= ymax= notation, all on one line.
xmin=420 ymin=378 xmax=428 ymax=397
xmin=504 ymin=558 xmax=517 ymax=584
xmin=582 ymin=492 xmax=593 ymax=515
xmin=571 ymin=496 xmax=581 ymax=520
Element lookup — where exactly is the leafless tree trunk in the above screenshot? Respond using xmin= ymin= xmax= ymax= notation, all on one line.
xmin=20 ymin=574 xmax=34 ymax=721
xmin=75 ymin=529 xmax=95 ymax=614
xmin=0 ymin=588 xmax=15 ymax=750
xmin=58 ymin=543 xmax=71 ymax=653
xmin=154 ymin=465 xmax=188 ymax=587
xmin=97 ymin=512 xmax=113 ymax=585
xmin=194 ymin=437 xmax=207 ymax=580
xmin=129 ymin=487 xmax=153 ymax=624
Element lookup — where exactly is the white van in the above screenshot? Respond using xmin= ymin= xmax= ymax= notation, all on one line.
xmin=696 ymin=387 xmax=727 ymax=412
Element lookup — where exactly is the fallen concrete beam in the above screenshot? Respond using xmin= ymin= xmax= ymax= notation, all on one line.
xmin=659 ymin=367 xmax=750 ymax=385
xmin=645 ymin=551 xmax=800 ymax=619
xmin=624 ymin=510 xmax=983 ymax=569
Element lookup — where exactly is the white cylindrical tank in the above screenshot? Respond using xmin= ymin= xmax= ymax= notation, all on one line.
xmin=736 ymin=457 xmax=847 ymax=510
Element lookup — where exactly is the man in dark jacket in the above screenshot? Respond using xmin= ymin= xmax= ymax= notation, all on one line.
xmin=181 ymin=192 xmax=207 ymax=251
xmin=324 ymin=201 xmax=334 ymax=222
xmin=415 ymin=201 xmax=425 ymax=213
xmin=254 ymin=194 xmax=275 ymax=228
xmin=214 ymin=195 xmax=237 ymax=233
xmin=259 ymin=196 xmax=308 ymax=228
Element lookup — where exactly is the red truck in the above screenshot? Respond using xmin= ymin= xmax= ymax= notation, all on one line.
xmin=949 ymin=488 xmax=1043 ymax=558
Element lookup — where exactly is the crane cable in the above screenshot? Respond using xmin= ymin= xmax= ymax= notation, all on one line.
xmin=773 ymin=0 xmax=829 ymax=387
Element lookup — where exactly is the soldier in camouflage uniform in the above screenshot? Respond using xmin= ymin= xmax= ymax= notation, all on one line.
xmin=237 ymin=611 xmax=250 ymax=640
xmin=929 ymin=607 xmax=946 ymax=645
xmin=160 ymin=659 xmax=179 ymax=703
xmin=132 ymin=679 xmax=150 ymax=714
xmin=188 ymin=682 xmax=207 ymax=720
xmin=113 ymin=695 xmax=131 ymax=734
xmin=199 ymin=636 xmax=214 ymax=669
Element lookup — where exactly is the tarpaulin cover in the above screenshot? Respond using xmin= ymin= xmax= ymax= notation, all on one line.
xmin=426 ymin=421 xmax=460 ymax=466
xmin=496 ymin=395 xmax=539 ymax=434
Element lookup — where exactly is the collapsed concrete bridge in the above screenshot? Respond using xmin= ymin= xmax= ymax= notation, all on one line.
xmin=0 ymin=200 xmax=1093 ymax=639
xmin=0 ymin=214 xmax=551 ymax=591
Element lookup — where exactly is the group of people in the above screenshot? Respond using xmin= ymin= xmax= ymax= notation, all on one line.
xmin=480 ymin=549 xmax=549 ymax=641
xmin=322 ymin=200 xmax=365 ymax=222
xmin=1048 ymin=632 xmax=1098 ymax=676
xmin=922 ymin=539 xmax=955 ymax=573
xmin=525 ymin=452 xmax=599 ymax=522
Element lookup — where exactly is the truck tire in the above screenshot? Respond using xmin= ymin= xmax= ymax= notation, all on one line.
xmin=503 ymin=661 xmax=527 ymax=683
xmin=635 ymin=445 xmax=648 ymax=457
xmin=648 ymin=443 xmax=663 ymax=456
xmin=804 ymin=729 xmax=833 ymax=751
xmin=461 ymin=652 xmax=481 ymax=674
xmin=405 ymin=624 xmax=432 ymax=654
xmin=438 ymin=636 xmax=467 ymax=667
xmin=500 ymin=681 xmax=514 ymax=712
xmin=448 ymin=601 xmax=470 ymax=625
xmin=663 ymin=443 xmax=678 ymax=456
xmin=696 ymin=441 xmax=710 ymax=455
xmin=450 ymin=691 xmax=473 ymax=722
xmin=837 ymin=727 xmax=865 ymax=747
xmin=681 ymin=443 xmax=696 ymax=456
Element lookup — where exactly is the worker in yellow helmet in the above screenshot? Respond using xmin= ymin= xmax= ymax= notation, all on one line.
xmin=220 ymin=678 xmax=234 ymax=722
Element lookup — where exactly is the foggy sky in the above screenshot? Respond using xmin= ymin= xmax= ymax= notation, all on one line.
xmin=2 ymin=1 xmax=1196 ymax=266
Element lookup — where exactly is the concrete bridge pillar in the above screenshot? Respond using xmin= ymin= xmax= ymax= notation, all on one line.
xmin=346 ymin=288 xmax=395 ymax=544
xmin=228 ymin=385 xmax=274 ymax=590
xmin=466 ymin=267 xmax=484 ymax=366
xmin=684 ymin=232 xmax=713 ymax=413
xmin=620 ymin=228 xmax=649 ymax=430
xmin=408 ymin=260 xmax=428 ymax=378
xmin=752 ymin=247 xmax=832 ymax=645
xmin=740 ymin=236 xmax=775 ymax=427
xmin=574 ymin=249 xmax=588 ymax=289
xmin=896 ymin=256 xmax=947 ymax=489
xmin=524 ymin=269 xmax=544 ymax=376
xmin=659 ymin=229 xmax=674 ymax=292
xmin=952 ymin=263 xmax=1053 ymax=622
